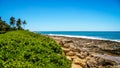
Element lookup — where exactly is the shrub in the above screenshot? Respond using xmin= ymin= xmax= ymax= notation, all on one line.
xmin=0 ymin=30 xmax=71 ymax=68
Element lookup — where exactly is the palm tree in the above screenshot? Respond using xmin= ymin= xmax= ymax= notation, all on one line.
xmin=0 ymin=17 xmax=1 ymax=21
xmin=10 ymin=17 xmax=15 ymax=27
xmin=23 ymin=20 xmax=27 ymax=29
xmin=0 ymin=18 xmax=11 ymax=31
xmin=16 ymin=18 xmax=22 ymax=30
xmin=0 ymin=17 xmax=2 ymax=31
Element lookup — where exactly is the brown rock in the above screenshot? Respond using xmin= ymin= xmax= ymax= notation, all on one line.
xmin=73 ymin=57 xmax=87 ymax=68
xmin=89 ymin=54 xmax=94 ymax=57
xmin=71 ymin=63 xmax=82 ymax=68
xmin=63 ymin=44 xmax=70 ymax=48
xmin=75 ymin=52 xmax=85 ymax=59
xmin=86 ymin=58 xmax=98 ymax=68
xmin=76 ymin=48 xmax=81 ymax=52
xmin=58 ymin=40 xmax=64 ymax=46
xmin=66 ymin=56 xmax=72 ymax=61
xmin=66 ymin=51 xmax=75 ymax=56
xmin=81 ymin=51 xmax=89 ymax=58
xmin=69 ymin=44 xmax=78 ymax=52
xmin=70 ymin=48 xmax=79 ymax=52
xmin=86 ymin=56 xmax=91 ymax=61
xmin=62 ymin=47 xmax=70 ymax=53
xmin=114 ymin=65 xmax=120 ymax=68
xmin=62 ymin=39 xmax=73 ymax=44
xmin=98 ymin=65 xmax=103 ymax=68
xmin=50 ymin=35 xmax=120 ymax=68
xmin=97 ymin=58 xmax=115 ymax=67
xmin=70 ymin=56 xmax=78 ymax=61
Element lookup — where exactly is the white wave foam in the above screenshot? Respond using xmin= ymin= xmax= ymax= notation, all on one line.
xmin=48 ymin=34 xmax=120 ymax=42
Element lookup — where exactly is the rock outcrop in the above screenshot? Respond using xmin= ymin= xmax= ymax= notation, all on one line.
xmin=49 ymin=36 xmax=120 ymax=68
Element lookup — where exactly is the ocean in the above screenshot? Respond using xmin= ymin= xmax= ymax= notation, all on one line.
xmin=35 ymin=31 xmax=120 ymax=42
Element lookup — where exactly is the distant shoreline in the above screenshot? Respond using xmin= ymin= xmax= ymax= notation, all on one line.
xmin=46 ymin=34 xmax=120 ymax=42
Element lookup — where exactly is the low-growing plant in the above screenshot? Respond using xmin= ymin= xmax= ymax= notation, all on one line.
xmin=0 ymin=30 xmax=71 ymax=68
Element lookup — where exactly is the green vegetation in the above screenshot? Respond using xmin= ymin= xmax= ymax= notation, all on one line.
xmin=0 ymin=17 xmax=11 ymax=32
xmin=0 ymin=16 xmax=71 ymax=67
xmin=0 ymin=30 xmax=71 ymax=68
xmin=0 ymin=17 xmax=27 ymax=33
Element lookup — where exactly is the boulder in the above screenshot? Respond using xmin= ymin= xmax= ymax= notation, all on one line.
xmin=86 ymin=56 xmax=91 ymax=61
xmin=73 ymin=57 xmax=87 ymax=68
xmin=61 ymin=47 xmax=70 ymax=53
xmin=98 ymin=65 xmax=103 ymax=68
xmin=81 ymin=51 xmax=89 ymax=57
xmin=76 ymin=48 xmax=81 ymax=52
xmin=86 ymin=58 xmax=98 ymax=68
xmin=63 ymin=44 xmax=70 ymax=48
xmin=66 ymin=51 xmax=75 ymax=56
xmin=58 ymin=41 xmax=64 ymax=46
xmin=62 ymin=39 xmax=73 ymax=44
xmin=70 ymin=47 xmax=79 ymax=52
xmin=75 ymin=52 xmax=85 ymax=59
xmin=69 ymin=44 xmax=76 ymax=49
xmin=97 ymin=58 xmax=115 ymax=66
xmin=71 ymin=63 xmax=82 ymax=68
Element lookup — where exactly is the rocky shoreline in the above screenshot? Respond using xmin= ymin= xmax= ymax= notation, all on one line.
xmin=49 ymin=35 xmax=120 ymax=68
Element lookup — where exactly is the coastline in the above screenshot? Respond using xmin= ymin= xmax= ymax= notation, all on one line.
xmin=48 ymin=34 xmax=120 ymax=42
xmin=48 ymin=35 xmax=120 ymax=68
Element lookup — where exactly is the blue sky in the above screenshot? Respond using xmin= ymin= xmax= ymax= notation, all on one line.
xmin=0 ymin=0 xmax=120 ymax=31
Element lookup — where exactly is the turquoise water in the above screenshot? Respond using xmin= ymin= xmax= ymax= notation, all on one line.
xmin=36 ymin=31 xmax=120 ymax=42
